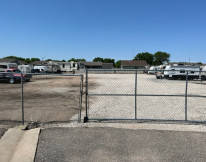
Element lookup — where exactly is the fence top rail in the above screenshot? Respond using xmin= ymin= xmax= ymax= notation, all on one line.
xmin=21 ymin=73 xmax=84 ymax=77
xmin=86 ymin=69 xmax=205 ymax=72
xmin=87 ymin=69 xmax=146 ymax=72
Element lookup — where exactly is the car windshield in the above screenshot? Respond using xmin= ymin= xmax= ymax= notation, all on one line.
xmin=13 ymin=69 xmax=21 ymax=73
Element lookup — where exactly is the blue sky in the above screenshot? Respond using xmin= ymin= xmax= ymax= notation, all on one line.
xmin=0 ymin=0 xmax=205 ymax=63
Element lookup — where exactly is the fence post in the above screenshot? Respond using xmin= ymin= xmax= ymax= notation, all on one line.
xmin=185 ymin=71 xmax=188 ymax=121
xmin=135 ymin=70 xmax=137 ymax=119
xmin=84 ymin=69 xmax=88 ymax=123
xmin=78 ymin=75 xmax=84 ymax=122
xmin=21 ymin=73 xmax=24 ymax=125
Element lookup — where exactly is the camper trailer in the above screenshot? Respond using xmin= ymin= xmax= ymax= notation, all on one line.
xmin=164 ymin=65 xmax=200 ymax=80
xmin=33 ymin=64 xmax=61 ymax=73
xmin=18 ymin=65 xmax=32 ymax=73
xmin=46 ymin=65 xmax=61 ymax=73
xmin=148 ymin=66 xmax=159 ymax=74
xmin=201 ymin=66 xmax=206 ymax=80
xmin=0 ymin=63 xmax=18 ymax=72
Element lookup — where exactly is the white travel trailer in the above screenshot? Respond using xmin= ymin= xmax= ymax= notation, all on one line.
xmin=0 ymin=63 xmax=18 ymax=72
xmin=148 ymin=66 xmax=159 ymax=74
xmin=201 ymin=66 xmax=206 ymax=80
xmin=33 ymin=65 xmax=61 ymax=73
xmin=18 ymin=65 xmax=32 ymax=73
xmin=46 ymin=64 xmax=61 ymax=73
xmin=164 ymin=65 xmax=200 ymax=80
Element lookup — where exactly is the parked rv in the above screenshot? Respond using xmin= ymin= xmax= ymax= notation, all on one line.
xmin=148 ymin=66 xmax=159 ymax=74
xmin=201 ymin=66 xmax=206 ymax=80
xmin=46 ymin=65 xmax=61 ymax=73
xmin=164 ymin=65 xmax=200 ymax=80
xmin=0 ymin=63 xmax=18 ymax=72
xmin=33 ymin=65 xmax=61 ymax=73
xmin=18 ymin=65 xmax=32 ymax=73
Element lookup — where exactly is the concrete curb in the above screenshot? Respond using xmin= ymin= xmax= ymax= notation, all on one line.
xmin=49 ymin=122 xmax=206 ymax=132
xmin=0 ymin=128 xmax=40 ymax=162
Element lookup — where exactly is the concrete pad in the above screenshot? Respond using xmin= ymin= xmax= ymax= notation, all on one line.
xmin=0 ymin=128 xmax=40 ymax=162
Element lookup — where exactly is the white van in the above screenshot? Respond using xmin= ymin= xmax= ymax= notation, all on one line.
xmin=0 ymin=63 xmax=18 ymax=72
xmin=33 ymin=66 xmax=48 ymax=73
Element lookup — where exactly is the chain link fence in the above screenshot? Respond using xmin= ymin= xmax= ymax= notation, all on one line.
xmin=0 ymin=72 xmax=84 ymax=127
xmin=1 ymin=69 xmax=206 ymax=126
xmin=84 ymin=69 xmax=206 ymax=123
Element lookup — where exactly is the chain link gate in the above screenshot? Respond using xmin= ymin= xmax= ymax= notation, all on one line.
xmin=84 ymin=69 xmax=206 ymax=123
xmin=0 ymin=72 xmax=84 ymax=127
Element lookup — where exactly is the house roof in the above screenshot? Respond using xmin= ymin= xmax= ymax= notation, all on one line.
xmin=102 ymin=63 xmax=114 ymax=69
xmin=79 ymin=62 xmax=102 ymax=67
xmin=121 ymin=60 xmax=148 ymax=67
xmin=32 ymin=61 xmax=49 ymax=65
xmin=0 ymin=59 xmax=25 ymax=64
xmin=79 ymin=62 xmax=114 ymax=68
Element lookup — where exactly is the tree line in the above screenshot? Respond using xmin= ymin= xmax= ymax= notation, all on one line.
xmin=3 ymin=51 xmax=171 ymax=67
xmin=134 ymin=51 xmax=170 ymax=65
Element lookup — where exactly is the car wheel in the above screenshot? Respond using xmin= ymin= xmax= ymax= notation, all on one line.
xmin=9 ymin=78 xmax=15 ymax=84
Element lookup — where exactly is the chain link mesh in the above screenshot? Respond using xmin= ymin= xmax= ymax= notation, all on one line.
xmin=187 ymin=71 xmax=206 ymax=121
xmin=0 ymin=73 xmax=83 ymax=127
xmin=86 ymin=69 xmax=206 ymax=122
xmin=0 ymin=73 xmax=22 ymax=126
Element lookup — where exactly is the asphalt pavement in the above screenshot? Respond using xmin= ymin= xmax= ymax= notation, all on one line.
xmin=35 ymin=127 xmax=206 ymax=162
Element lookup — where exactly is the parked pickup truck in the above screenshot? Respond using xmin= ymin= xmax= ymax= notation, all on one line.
xmin=0 ymin=69 xmax=32 ymax=84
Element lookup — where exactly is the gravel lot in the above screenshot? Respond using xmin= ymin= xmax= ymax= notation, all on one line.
xmin=85 ymin=73 xmax=206 ymax=121
xmin=0 ymin=75 xmax=83 ymax=125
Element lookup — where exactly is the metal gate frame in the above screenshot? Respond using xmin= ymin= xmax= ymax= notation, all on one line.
xmin=84 ymin=69 xmax=206 ymax=123
xmin=20 ymin=73 xmax=84 ymax=125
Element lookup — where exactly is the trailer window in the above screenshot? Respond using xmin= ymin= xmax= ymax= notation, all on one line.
xmin=191 ymin=71 xmax=194 ymax=73
xmin=180 ymin=70 xmax=185 ymax=73
xmin=0 ymin=65 xmax=7 ymax=68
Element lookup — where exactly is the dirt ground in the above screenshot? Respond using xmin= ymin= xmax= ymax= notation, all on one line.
xmin=0 ymin=75 xmax=85 ymax=125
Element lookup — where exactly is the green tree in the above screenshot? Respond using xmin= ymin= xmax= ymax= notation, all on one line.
xmin=68 ymin=58 xmax=86 ymax=62
xmin=93 ymin=57 xmax=104 ymax=62
xmin=133 ymin=52 xmax=154 ymax=65
xmin=25 ymin=58 xmax=31 ymax=64
xmin=103 ymin=58 xmax=115 ymax=66
xmin=45 ymin=59 xmax=53 ymax=61
xmin=115 ymin=60 xmax=121 ymax=68
xmin=3 ymin=56 xmax=25 ymax=62
xmin=196 ymin=62 xmax=203 ymax=65
xmin=154 ymin=51 xmax=170 ymax=65
xmin=31 ymin=58 xmax=40 ymax=62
